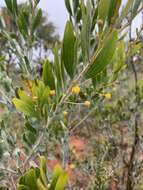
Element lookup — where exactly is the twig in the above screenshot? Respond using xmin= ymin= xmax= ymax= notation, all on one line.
xmin=0 ymin=167 xmax=18 ymax=175
xmin=10 ymin=176 xmax=17 ymax=190
xmin=120 ymin=6 xmax=143 ymax=33
xmin=22 ymin=132 xmax=44 ymax=170
xmin=64 ymin=101 xmax=85 ymax=105
xmin=70 ymin=107 xmax=96 ymax=135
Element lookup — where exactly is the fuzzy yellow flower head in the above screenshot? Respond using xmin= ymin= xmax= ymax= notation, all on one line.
xmin=84 ymin=101 xmax=91 ymax=107
xmin=63 ymin=111 xmax=68 ymax=117
xmin=104 ymin=93 xmax=112 ymax=100
xmin=69 ymin=163 xmax=76 ymax=169
xmin=49 ymin=90 xmax=56 ymax=96
xmin=71 ymin=85 xmax=80 ymax=94
xmin=32 ymin=96 xmax=38 ymax=100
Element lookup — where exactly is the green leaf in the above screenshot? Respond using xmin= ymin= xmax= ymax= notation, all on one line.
xmin=17 ymin=90 xmax=34 ymax=106
xmin=4 ymin=0 xmax=13 ymax=12
xmin=24 ymin=56 xmax=31 ymax=72
xmin=49 ymin=164 xmax=63 ymax=190
xmin=12 ymin=0 xmax=18 ymax=15
xmin=85 ymin=29 xmax=118 ymax=79
xmin=81 ymin=0 xmax=91 ymax=60
xmin=73 ymin=0 xmax=79 ymax=16
xmin=110 ymin=41 xmax=125 ymax=82
xmin=53 ymin=44 xmax=63 ymax=92
xmin=42 ymin=60 xmax=55 ymax=90
xmin=17 ymin=185 xmax=30 ymax=190
xmin=17 ymin=11 xmax=28 ymax=37
xmin=12 ymin=98 xmax=36 ymax=117
xmin=91 ymin=7 xmax=98 ymax=31
xmin=39 ymin=156 xmax=48 ymax=187
xmin=23 ymin=131 xmax=37 ymax=146
xmin=25 ymin=122 xmax=37 ymax=134
xmin=98 ymin=0 xmax=111 ymax=22
xmin=132 ymin=0 xmax=142 ymax=16
xmin=19 ymin=169 xmax=38 ymax=190
xmin=107 ymin=0 xmax=121 ymax=25
xmin=62 ymin=21 xmax=76 ymax=78
xmin=37 ymin=179 xmax=47 ymax=190
xmin=32 ymin=9 xmax=42 ymax=32
xmin=64 ymin=0 xmax=72 ymax=15
xmin=92 ymin=69 xmax=109 ymax=87
xmin=55 ymin=172 xmax=68 ymax=190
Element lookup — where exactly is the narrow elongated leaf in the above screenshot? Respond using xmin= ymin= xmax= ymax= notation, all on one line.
xmin=4 ymin=0 xmax=13 ymax=12
xmin=73 ymin=0 xmax=79 ymax=15
xmin=110 ymin=41 xmax=125 ymax=82
xmin=98 ymin=0 xmax=111 ymax=22
xmin=85 ymin=29 xmax=118 ymax=79
xmin=91 ymin=7 xmax=98 ymax=31
xmin=17 ymin=11 xmax=28 ymax=37
xmin=12 ymin=0 xmax=18 ymax=15
xmin=17 ymin=90 xmax=34 ymax=107
xmin=55 ymin=172 xmax=68 ymax=190
xmin=39 ymin=156 xmax=48 ymax=186
xmin=107 ymin=0 xmax=121 ymax=25
xmin=81 ymin=0 xmax=91 ymax=60
xmin=92 ymin=69 xmax=109 ymax=87
xmin=49 ymin=164 xmax=63 ymax=190
xmin=62 ymin=21 xmax=76 ymax=78
xmin=37 ymin=179 xmax=47 ymax=190
xmin=132 ymin=0 xmax=142 ymax=16
xmin=64 ymin=0 xmax=72 ymax=15
xmin=25 ymin=122 xmax=37 ymax=134
xmin=53 ymin=45 xmax=63 ymax=90
xmin=42 ymin=60 xmax=55 ymax=89
xmin=32 ymin=9 xmax=42 ymax=32
xmin=23 ymin=131 xmax=37 ymax=146
xmin=12 ymin=98 xmax=36 ymax=116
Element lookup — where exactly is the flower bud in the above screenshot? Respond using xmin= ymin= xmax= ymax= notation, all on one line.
xmin=104 ymin=93 xmax=112 ymax=100
xmin=84 ymin=101 xmax=91 ymax=107
xmin=71 ymin=85 xmax=80 ymax=95
xmin=50 ymin=90 xmax=56 ymax=96
xmin=63 ymin=111 xmax=68 ymax=117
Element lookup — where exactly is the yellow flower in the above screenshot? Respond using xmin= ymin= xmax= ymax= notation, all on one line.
xmin=84 ymin=101 xmax=91 ymax=107
xmin=104 ymin=93 xmax=112 ymax=100
xmin=71 ymin=85 xmax=80 ymax=94
xmin=50 ymin=90 xmax=56 ymax=96
xmin=63 ymin=111 xmax=68 ymax=117
xmin=69 ymin=163 xmax=76 ymax=169
xmin=32 ymin=96 xmax=38 ymax=100
xmin=47 ymin=184 xmax=51 ymax=188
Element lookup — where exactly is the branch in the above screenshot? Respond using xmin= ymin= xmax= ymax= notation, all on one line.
xmin=0 ymin=167 xmax=18 ymax=175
